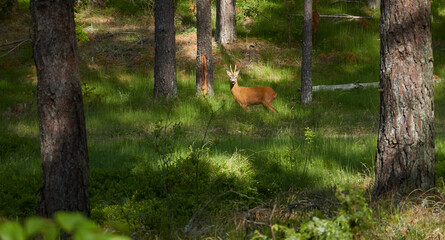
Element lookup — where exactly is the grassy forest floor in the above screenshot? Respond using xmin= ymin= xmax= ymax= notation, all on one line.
xmin=1 ymin=0 xmax=445 ymax=239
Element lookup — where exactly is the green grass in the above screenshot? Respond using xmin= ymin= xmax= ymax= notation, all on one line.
xmin=1 ymin=0 xmax=445 ymax=239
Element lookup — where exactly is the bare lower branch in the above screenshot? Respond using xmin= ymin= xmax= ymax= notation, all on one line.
xmin=0 ymin=38 xmax=31 ymax=47
xmin=0 ymin=39 xmax=31 ymax=58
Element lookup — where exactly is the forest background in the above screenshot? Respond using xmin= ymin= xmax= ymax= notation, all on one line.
xmin=1 ymin=0 xmax=445 ymax=239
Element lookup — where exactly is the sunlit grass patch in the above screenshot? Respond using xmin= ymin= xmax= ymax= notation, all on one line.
xmin=370 ymin=190 xmax=445 ymax=239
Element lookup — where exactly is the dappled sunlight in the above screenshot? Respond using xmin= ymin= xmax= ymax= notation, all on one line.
xmin=2 ymin=0 xmax=445 ymax=238
xmin=116 ymin=72 xmax=133 ymax=83
xmin=76 ymin=8 xmax=154 ymax=36
xmin=222 ymin=38 xmax=301 ymax=71
xmin=176 ymin=32 xmax=199 ymax=65
xmin=7 ymin=121 xmax=39 ymax=139
xmin=246 ymin=63 xmax=294 ymax=84
xmin=214 ymin=151 xmax=255 ymax=180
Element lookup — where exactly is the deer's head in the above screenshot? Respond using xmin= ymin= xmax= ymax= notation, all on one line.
xmin=226 ymin=65 xmax=240 ymax=85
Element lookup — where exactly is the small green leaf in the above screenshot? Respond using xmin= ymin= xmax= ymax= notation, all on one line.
xmin=0 ymin=222 xmax=26 ymax=240
xmin=42 ymin=224 xmax=59 ymax=240
xmin=25 ymin=217 xmax=48 ymax=237
xmin=55 ymin=212 xmax=97 ymax=233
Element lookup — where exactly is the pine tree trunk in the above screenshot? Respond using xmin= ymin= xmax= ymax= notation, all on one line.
xmin=196 ymin=0 xmax=213 ymax=96
xmin=375 ymin=0 xmax=435 ymax=196
xmin=30 ymin=0 xmax=90 ymax=218
xmin=154 ymin=0 xmax=177 ymax=99
xmin=301 ymin=0 xmax=312 ymax=104
xmin=12 ymin=0 xmax=18 ymax=11
xmin=215 ymin=0 xmax=236 ymax=44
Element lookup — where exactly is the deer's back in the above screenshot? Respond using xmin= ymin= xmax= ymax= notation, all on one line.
xmin=232 ymin=86 xmax=276 ymax=105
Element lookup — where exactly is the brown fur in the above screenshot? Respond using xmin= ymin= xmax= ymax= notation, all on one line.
xmin=226 ymin=67 xmax=277 ymax=112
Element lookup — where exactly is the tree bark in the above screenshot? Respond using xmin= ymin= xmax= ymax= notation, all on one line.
xmin=215 ymin=0 xmax=237 ymax=44
xmin=196 ymin=0 xmax=214 ymax=96
xmin=154 ymin=0 xmax=177 ymax=99
xmin=300 ymin=0 xmax=312 ymax=104
xmin=12 ymin=0 xmax=18 ymax=11
xmin=30 ymin=0 xmax=90 ymax=217
xmin=375 ymin=0 xmax=435 ymax=196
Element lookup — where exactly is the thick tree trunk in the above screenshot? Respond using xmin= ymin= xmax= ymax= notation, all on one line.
xmin=196 ymin=0 xmax=213 ymax=96
xmin=375 ymin=0 xmax=435 ymax=196
xmin=300 ymin=0 xmax=312 ymax=104
xmin=30 ymin=0 xmax=90 ymax=217
xmin=154 ymin=0 xmax=177 ymax=99
xmin=215 ymin=0 xmax=236 ymax=44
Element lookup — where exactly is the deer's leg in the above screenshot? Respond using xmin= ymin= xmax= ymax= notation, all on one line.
xmin=240 ymin=103 xmax=248 ymax=109
xmin=265 ymin=103 xmax=278 ymax=113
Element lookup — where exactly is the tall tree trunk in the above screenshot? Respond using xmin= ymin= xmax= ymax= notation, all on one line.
xmin=300 ymin=0 xmax=312 ymax=104
xmin=375 ymin=0 xmax=435 ymax=196
xmin=12 ymin=0 xmax=18 ymax=11
xmin=30 ymin=0 xmax=90 ymax=217
xmin=154 ymin=0 xmax=177 ymax=99
xmin=215 ymin=0 xmax=236 ymax=44
xmin=196 ymin=0 xmax=213 ymax=96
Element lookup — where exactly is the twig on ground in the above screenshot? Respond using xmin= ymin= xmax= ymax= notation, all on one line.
xmin=244 ymin=219 xmax=269 ymax=226
xmin=270 ymin=200 xmax=277 ymax=240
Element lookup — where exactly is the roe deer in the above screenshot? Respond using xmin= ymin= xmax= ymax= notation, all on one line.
xmin=226 ymin=65 xmax=278 ymax=112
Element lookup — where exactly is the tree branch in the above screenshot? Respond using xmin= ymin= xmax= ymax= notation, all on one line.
xmin=0 ymin=38 xmax=31 ymax=47
xmin=0 ymin=38 xmax=31 ymax=58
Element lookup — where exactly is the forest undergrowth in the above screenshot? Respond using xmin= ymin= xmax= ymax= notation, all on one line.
xmin=1 ymin=0 xmax=445 ymax=239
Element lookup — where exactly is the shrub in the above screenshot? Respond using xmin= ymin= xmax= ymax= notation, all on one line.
xmin=252 ymin=184 xmax=372 ymax=240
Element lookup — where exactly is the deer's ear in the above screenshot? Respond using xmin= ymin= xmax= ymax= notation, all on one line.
xmin=226 ymin=70 xmax=231 ymax=76
xmin=235 ymin=70 xmax=240 ymax=76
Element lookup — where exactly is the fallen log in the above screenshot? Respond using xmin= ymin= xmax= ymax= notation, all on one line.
xmin=312 ymin=82 xmax=379 ymax=91
xmin=295 ymin=13 xmax=372 ymax=19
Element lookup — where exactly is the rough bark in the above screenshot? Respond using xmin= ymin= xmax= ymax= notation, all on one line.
xmin=215 ymin=0 xmax=236 ymax=44
xmin=154 ymin=0 xmax=177 ymax=99
xmin=300 ymin=0 xmax=312 ymax=104
xmin=196 ymin=0 xmax=213 ymax=96
xmin=375 ymin=0 xmax=435 ymax=196
xmin=30 ymin=0 xmax=90 ymax=217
